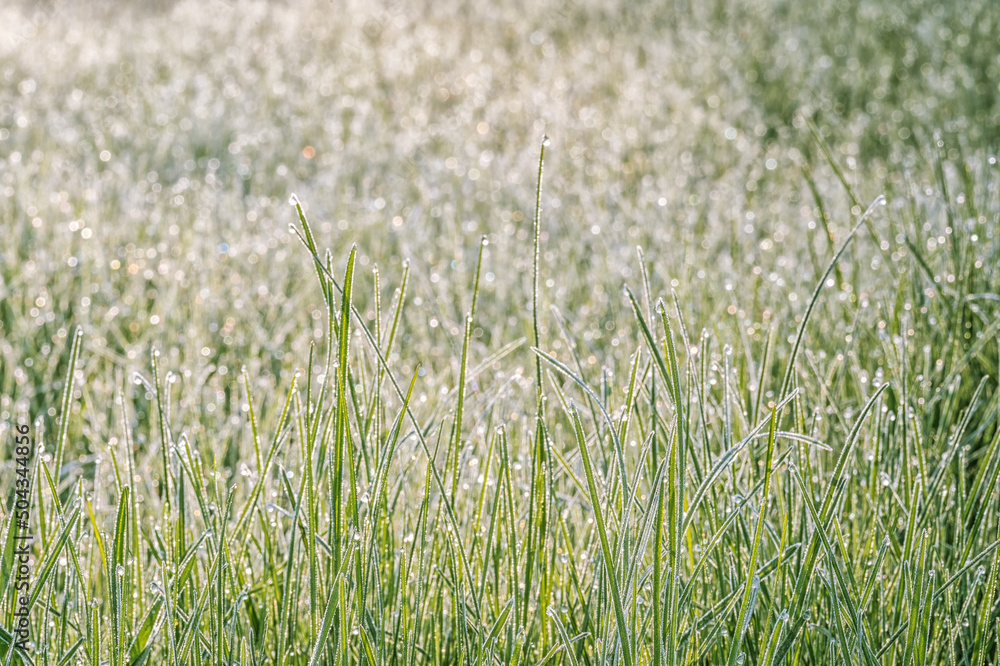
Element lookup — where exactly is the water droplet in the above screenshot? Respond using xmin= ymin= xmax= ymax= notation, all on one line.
xmin=288 ymin=193 xmax=300 ymax=206
xmin=116 ymin=564 xmax=125 ymax=576
xmin=541 ymin=135 xmax=551 ymax=147
xmin=131 ymin=372 xmax=153 ymax=391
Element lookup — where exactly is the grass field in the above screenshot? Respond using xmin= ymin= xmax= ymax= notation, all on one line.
xmin=1 ymin=0 xmax=1000 ymax=664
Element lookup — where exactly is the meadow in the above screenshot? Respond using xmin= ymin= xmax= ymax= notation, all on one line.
xmin=1 ymin=0 xmax=999 ymax=663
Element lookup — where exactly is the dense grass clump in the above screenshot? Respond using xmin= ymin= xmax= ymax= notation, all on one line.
xmin=1 ymin=0 xmax=999 ymax=664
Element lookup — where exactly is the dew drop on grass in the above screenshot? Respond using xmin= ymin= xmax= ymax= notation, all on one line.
xmin=541 ymin=135 xmax=551 ymax=147
xmin=116 ymin=564 xmax=125 ymax=576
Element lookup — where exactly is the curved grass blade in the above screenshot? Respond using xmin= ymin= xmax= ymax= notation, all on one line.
xmin=778 ymin=196 xmax=885 ymax=402
xmin=547 ymin=605 xmax=581 ymax=666
xmin=725 ymin=406 xmax=778 ymax=666
xmin=53 ymin=326 xmax=84 ymax=481
xmin=569 ymin=402 xmax=633 ymax=666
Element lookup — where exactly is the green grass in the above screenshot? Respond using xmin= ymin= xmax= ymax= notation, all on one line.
xmin=1 ymin=0 xmax=1000 ymax=664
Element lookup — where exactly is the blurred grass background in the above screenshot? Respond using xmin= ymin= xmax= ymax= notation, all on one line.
xmin=2 ymin=0 xmax=997 ymax=428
